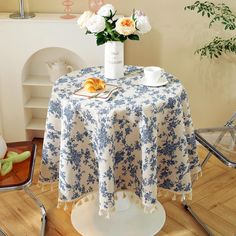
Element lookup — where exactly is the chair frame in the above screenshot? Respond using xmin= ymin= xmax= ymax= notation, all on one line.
xmin=182 ymin=112 xmax=236 ymax=236
xmin=0 ymin=142 xmax=46 ymax=236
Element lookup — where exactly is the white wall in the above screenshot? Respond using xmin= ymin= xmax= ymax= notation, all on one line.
xmin=0 ymin=0 xmax=236 ymax=128
xmin=0 ymin=105 xmax=2 ymax=135
xmin=0 ymin=70 xmax=3 ymax=135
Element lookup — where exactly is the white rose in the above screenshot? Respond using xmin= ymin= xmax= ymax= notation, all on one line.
xmin=97 ymin=4 xmax=115 ymax=17
xmin=134 ymin=10 xmax=145 ymax=17
xmin=115 ymin=17 xmax=136 ymax=36
xmin=77 ymin=11 xmax=94 ymax=29
xmin=135 ymin=15 xmax=151 ymax=34
xmin=86 ymin=14 xmax=106 ymax=33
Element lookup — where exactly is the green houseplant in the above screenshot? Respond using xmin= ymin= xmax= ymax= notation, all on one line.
xmin=185 ymin=1 xmax=236 ymax=58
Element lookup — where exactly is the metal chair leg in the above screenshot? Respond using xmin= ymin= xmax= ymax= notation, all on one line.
xmin=24 ymin=187 xmax=47 ymax=236
xmin=225 ymin=112 xmax=236 ymax=127
xmin=183 ymin=112 xmax=236 ymax=235
xmin=0 ymin=228 xmax=8 ymax=236
xmin=182 ymin=199 xmax=212 ymax=236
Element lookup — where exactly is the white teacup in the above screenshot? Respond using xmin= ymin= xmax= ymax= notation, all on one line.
xmin=144 ymin=66 xmax=165 ymax=86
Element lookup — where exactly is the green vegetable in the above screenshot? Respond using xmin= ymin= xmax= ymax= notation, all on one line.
xmin=7 ymin=151 xmax=18 ymax=158
xmin=1 ymin=161 xmax=13 ymax=176
xmin=12 ymin=151 xmax=31 ymax=163
xmin=0 ymin=151 xmax=31 ymax=176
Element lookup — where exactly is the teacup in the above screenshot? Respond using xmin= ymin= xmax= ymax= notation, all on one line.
xmin=144 ymin=66 xmax=165 ymax=86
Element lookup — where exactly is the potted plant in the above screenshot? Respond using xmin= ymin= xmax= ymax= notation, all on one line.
xmin=185 ymin=1 xmax=236 ymax=59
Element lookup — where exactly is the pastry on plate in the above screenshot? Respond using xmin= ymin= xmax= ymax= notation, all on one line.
xmin=84 ymin=77 xmax=106 ymax=93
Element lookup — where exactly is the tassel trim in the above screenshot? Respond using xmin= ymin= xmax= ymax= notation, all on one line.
xmin=54 ymin=188 xmax=196 ymax=217
xmin=144 ymin=204 xmax=158 ymax=214
xmin=172 ymin=194 xmax=176 ymax=201
xmin=157 ymin=188 xmax=193 ymax=202
xmin=39 ymin=171 xmax=203 ymax=216
xmin=37 ymin=181 xmax=58 ymax=192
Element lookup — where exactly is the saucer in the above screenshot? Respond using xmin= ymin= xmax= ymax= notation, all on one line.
xmin=138 ymin=78 xmax=168 ymax=87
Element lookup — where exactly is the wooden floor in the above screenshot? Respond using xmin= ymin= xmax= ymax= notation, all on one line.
xmin=0 ymin=139 xmax=236 ymax=236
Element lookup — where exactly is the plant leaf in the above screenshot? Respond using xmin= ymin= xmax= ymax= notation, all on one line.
xmin=96 ymin=36 xmax=107 ymax=46
xmin=128 ymin=34 xmax=140 ymax=40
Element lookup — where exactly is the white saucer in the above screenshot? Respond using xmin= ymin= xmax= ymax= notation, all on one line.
xmin=138 ymin=79 xmax=168 ymax=87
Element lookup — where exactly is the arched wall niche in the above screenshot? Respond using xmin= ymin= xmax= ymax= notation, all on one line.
xmin=22 ymin=47 xmax=83 ymax=79
xmin=22 ymin=47 xmax=83 ymax=140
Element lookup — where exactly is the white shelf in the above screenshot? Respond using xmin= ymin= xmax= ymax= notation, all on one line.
xmin=24 ymin=97 xmax=49 ymax=109
xmin=0 ymin=13 xmax=80 ymax=23
xmin=26 ymin=118 xmax=46 ymax=131
xmin=23 ymin=75 xmax=53 ymax=87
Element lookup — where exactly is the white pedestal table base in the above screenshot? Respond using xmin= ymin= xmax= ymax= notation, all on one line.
xmin=71 ymin=192 xmax=166 ymax=236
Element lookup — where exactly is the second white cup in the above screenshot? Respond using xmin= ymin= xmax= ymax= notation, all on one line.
xmin=144 ymin=66 xmax=164 ymax=85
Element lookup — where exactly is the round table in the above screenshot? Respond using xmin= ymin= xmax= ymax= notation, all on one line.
xmin=39 ymin=65 xmax=201 ymax=234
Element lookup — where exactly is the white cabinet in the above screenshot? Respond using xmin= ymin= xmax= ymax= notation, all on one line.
xmin=23 ymin=75 xmax=52 ymax=133
xmin=0 ymin=13 xmax=104 ymax=142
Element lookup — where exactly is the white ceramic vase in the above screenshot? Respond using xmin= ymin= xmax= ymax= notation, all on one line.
xmin=0 ymin=135 xmax=7 ymax=159
xmin=104 ymin=41 xmax=124 ymax=80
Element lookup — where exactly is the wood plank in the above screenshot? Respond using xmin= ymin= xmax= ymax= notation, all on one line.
xmin=197 ymin=179 xmax=236 ymax=210
xmin=211 ymin=204 xmax=236 ymax=227
xmin=47 ymin=208 xmax=81 ymax=236
xmin=224 ymin=196 xmax=236 ymax=212
xmin=193 ymin=165 xmax=226 ymax=188
xmin=161 ymin=201 xmax=207 ymax=235
xmin=159 ymin=215 xmax=199 ymax=236
xmin=190 ymin=203 xmax=236 ymax=236
xmin=191 ymin=168 xmax=236 ymax=203
xmin=0 ymin=192 xmax=40 ymax=235
xmin=0 ymin=140 xmax=235 ymax=236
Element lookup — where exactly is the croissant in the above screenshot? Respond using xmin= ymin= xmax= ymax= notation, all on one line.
xmin=84 ymin=78 xmax=106 ymax=93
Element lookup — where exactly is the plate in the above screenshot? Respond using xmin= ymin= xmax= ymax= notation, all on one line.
xmin=138 ymin=79 xmax=168 ymax=87
xmin=73 ymin=83 xmax=119 ymax=101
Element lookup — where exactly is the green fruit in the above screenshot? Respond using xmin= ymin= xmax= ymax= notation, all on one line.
xmin=12 ymin=151 xmax=31 ymax=163
xmin=1 ymin=161 xmax=13 ymax=176
xmin=0 ymin=151 xmax=31 ymax=176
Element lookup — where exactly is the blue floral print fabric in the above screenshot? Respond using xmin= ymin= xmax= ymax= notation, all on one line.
xmin=39 ymin=65 xmax=201 ymax=214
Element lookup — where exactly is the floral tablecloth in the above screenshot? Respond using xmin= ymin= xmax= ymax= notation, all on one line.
xmin=39 ymin=65 xmax=201 ymax=216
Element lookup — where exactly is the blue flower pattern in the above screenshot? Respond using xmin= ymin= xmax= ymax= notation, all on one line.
xmin=39 ymin=66 xmax=201 ymax=212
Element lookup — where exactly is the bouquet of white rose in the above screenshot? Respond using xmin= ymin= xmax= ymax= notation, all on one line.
xmin=77 ymin=4 xmax=151 ymax=45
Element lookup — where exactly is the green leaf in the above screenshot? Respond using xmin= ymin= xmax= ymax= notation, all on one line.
xmin=96 ymin=32 xmax=104 ymax=37
xmin=128 ymin=34 xmax=140 ymax=40
xmin=118 ymin=35 xmax=127 ymax=42
xmin=184 ymin=1 xmax=236 ymax=30
xmin=96 ymin=36 xmax=107 ymax=46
